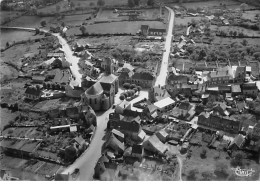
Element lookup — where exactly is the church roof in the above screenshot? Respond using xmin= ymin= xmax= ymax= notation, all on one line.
xmin=99 ymin=74 xmax=117 ymax=84
xmin=85 ymin=82 xmax=103 ymax=96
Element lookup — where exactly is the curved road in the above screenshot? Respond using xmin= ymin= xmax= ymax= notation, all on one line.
xmin=1 ymin=7 xmax=175 ymax=179
xmin=154 ymin=7 xmax=175 ymax=87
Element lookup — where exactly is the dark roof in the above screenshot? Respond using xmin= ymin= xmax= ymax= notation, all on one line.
xmin=132 ymin=145 xmax=143 ymax=154
xmin=132 ymin=71 xmax=154 ymax=81
xmin=100 ymin=82 xmax=111 ymax=91
xmin=85 ymin=82 xmax=103 ymax=96
xmin=148 ymin=28 xmax=166 ymax=33
xmin=241 ymin=83 xmax=258 ymax=90
xmin=167 ymin=74 xmax=188 ymax=82
xmin=25 ymin=86 xmax=41 ymax=96
xmin=141 ymin=25 xmax=149 ymax=30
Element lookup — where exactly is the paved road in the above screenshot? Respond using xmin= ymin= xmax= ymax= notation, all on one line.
xmin=154 ymin=7 xmax=175 ymax=87
xmin=53 ymin=34 xmax=82 ymax=86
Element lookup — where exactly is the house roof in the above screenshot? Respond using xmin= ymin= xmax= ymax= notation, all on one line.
xmin=25 ymin=86 xmax=41 ymax=96
xmin=232 ymin=84 xmax=241 ymax=93
xmin=85 ymin=82 xmax=103 ymax=96
xmin=144 ymin=135 xmax=168 ymax=155
xmin=141 ymin=25 xmax=149 ymax=30
xmin=154 ymin=97 xmax=175 ymax=109
xmin=156 ymin=129 xmax=168 ymax=138
xmin=106 ymin=134 xmax=125 ymax=153
xmin=100 ymin=82 xmax=111 ymax=91
xmin=229 ymin=134 xmax=245 ymax=148
xmin=167 ymin=74 xmax=188 ymax=82
xmin=112 ymin=129 xmax=124 ymax=139
xmin=241 ymin=83 xmax=258 ymax=90
xmin=32 ymin=75 xmax=45 ymax=81
xmin=54 ymin=173 xmax=70 ymax=181
xmin=74 ymin=136 xmax=85 ymax=145
xmin=147 ymin=104 xmax=158 ymax=113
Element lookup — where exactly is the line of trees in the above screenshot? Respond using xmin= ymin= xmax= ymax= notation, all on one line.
xmin=119 ymin=83 xmax=142 ymax=100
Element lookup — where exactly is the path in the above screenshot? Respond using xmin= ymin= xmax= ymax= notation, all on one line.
xmin=154 ymin=6 xmax=175 ymax=87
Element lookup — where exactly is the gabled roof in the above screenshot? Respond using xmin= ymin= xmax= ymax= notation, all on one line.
xmin=154 ymin=97 xmax=175 ymax=109
xmin=85 ymin=82 xmax=103 ymax=96
xmin=229 ymin=134 xmax=245 ymax=149
xmin=100 ymin=82 xmax=111 ymax=91
xmin=112 ymin=129 xmax=124 ymax=139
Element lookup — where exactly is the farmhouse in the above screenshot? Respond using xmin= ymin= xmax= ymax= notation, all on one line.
xmin=140 ymin=25 xmax=166 ymax=37
xmin=130 ymin=69 xmax=155 ymax=88
xmin=24 ymin=86 xmax=42 ymax=100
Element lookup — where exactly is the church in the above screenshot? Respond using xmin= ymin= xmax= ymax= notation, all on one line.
xmin=81 ymin=57 xmax=119 ymax=111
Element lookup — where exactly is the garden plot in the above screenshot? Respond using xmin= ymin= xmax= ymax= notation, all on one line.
xmin=68 ymin=21 xmax=165 ymax=35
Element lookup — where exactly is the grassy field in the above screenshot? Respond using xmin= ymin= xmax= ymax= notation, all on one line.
xmin=37 ymin=0 xmax=127 ymax=14
xmin=61 ymin=14 xmax=92 ymax=26
xmin=5 ymin=15 xmax=55 ymax=28
xmin=175 ymin=17 xmax=202 ymax=26
xmin=67 ymin=21 xmax=166 ymax=35
xmin=170 ymin=0 xmax=250 ymax=9
xmin=0 ymin=10 xmax=23 ymax=24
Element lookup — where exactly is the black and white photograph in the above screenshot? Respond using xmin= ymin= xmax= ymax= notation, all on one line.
xmin=0 ymin=0 xmax=260 ymax=181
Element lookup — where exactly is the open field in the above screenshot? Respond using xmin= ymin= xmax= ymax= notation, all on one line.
xmin=67 ymin=21 xmax=166 ymax=35
xmin=175 ymin=17 xmax=202 ymax=25
xmin=37 ymin=0 xmax=127 ymax=14
xmin=211 ymin=25 xmax=260 ymax=37
xmin=212 ymin=37 xmax=260 ymax=46
xmin=1 ymin=10 xmax=23 ymax=24
xmin=242 ymin=10 xmax=260 ymax=20
xmin=75 ymin=36 xmax=132 ymax=47
xmin=169 ymin=0 xmax=253 ymax=10
xmin=61 ymin=14 xmax=92 ymax=26
xmin=0 ymin=107 xmax=19 ymax=130
xmin=1 ymin=29 xmax=43 ymax=49
xmin=5 ymin=15 xmax=55 ymax=28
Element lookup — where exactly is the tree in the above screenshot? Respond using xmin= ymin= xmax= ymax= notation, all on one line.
xmin=133 ymin=87 xmax=138 ymax=93
xmin=79 ymin=25 xmax=86 ymax=35
xmin=201 ymin=171 xmax=213 ymax=181
xmin=233 ymin=31 xmax=237 ymax=37
xmin=253 ymin=52 xmax=260 ymax=60
xmin=6 ymin=41 xmax=9 ymax=48
xmin=128 ymin=0 xmax=135 ymax=8
xmin=133 ymin=0 xmax=140 ymax=6
xmin=89 ymin=2 xmax=94 ymax=6
xmin=56 ymin=5 xmax=61 ymax=13
xmin=123 ymin=83 xmax=130 ymax=91
xmin=70 ymin=2 xmax=75 ymax=9
xmin=121 ymin=92 xmax=128 ymax=98
xmin=61 ymin=22 xmax=65 ymax=27
xmin=147 ymin=0 xmax=154 ymax=6
xmin=130 ymin=83 xmax=137 ymax=89
xmin=97 ymin=0 xmax=105 ymax=7
xmin=241 ymin=39 xmax=248 ymax=46
xmin=231 ymin=153 xmax=243 ymax=167
xmin=137 ymin=86 xmax=142 ymax=94
xmin=119 ymin=95 xmax=125 ymax=101
xmin=214 ymin=162 xmax=229 ymax=180
xmin=187 ymin=169 xmax=199 ymax=180
xmin=240 ymin=3 xmax=248 ymax=13
xmin=40 ymin=20 xmax=47 ymax=27
xmin=200 ymin=149 xmax=207 ymax=159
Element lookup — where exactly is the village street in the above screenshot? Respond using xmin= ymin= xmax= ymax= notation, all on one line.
xmin=154 ymin=6 xmax=175 ymax=87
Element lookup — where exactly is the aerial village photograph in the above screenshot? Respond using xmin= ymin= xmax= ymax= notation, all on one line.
xmin=0 ymin=0 xmax=260 ymax=181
